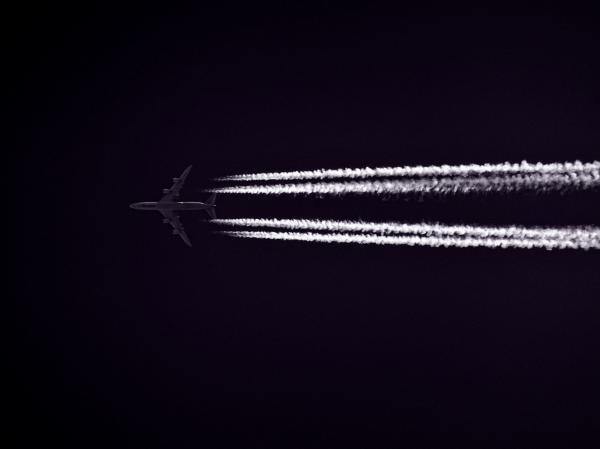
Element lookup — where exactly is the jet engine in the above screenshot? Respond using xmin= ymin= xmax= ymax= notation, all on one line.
xmin=172 ymin=229 xmax=179 ymax=235
xmin=163 ymin=188 xmax=170 ymax=194
xmin=162 ymin=218 xmax=169 ymax=224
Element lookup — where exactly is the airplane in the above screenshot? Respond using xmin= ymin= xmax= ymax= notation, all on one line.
xmin=129 ymin=165 xmax=216 ymax=247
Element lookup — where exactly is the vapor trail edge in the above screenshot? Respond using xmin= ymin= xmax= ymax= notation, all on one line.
xmin=215 ymin=160 xmax=600 ymax=182
xmin=211 ymin=218 xmax=600 ymax=243
xmin=207 ymin=172 xmax=600 ymax=196
xmin=217 ymin=230 xmax=600 ymax=250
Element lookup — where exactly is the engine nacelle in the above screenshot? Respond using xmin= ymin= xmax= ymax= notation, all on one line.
xmin=162 ymin=218 xmax=169 ymax=224
xmin=172 ymin=229 xmax=179 ymax=235
xmin=163 ymin=188 xmax=170 ymax=194
xmin=173 ymin=177 xmax=180 ymax=182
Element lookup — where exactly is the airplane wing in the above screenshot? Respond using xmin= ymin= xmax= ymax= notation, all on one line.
xmin=159 ymin=165 xmax=192 ymax=202
xmin=159 ymin=210 xmax=192 ymax=247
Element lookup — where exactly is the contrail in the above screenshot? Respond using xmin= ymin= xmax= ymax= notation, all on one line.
xmin=207 ymin=172 xmax=600 ymax=196
xmin=217 ymin=230 xmax=600 ymax=250
xmin=211 ymin=218 xmax=600 ymax=244
xmin=211 ymin=161 xmax=599 ymax=249
xmin=215 ymin=160 xmax=600 ymax=182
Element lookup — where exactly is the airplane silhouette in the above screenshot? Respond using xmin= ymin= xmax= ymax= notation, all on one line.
xmin=130 ymin=166 xmax=216 ymax=247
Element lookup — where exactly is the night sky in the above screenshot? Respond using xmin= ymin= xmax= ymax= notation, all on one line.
xmin=13 ymin=8 xmax=600 ymax=448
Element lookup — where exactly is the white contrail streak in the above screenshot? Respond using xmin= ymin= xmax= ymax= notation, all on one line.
xmin=207 ymin=172 xmax=600 ymax=196
xmin=211 ymin=218 xmax=600 ymax=244
xmin=217 ymin=230 xmax=600 ymax=250
xmin=215 ymin=161 xmax=600 ymax=182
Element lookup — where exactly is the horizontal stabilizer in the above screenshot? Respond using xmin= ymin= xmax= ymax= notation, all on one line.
xmin=205 ymin=192 xmax=217 ymax=206
xmin=206 ymin=207 xmax=217 ymax=219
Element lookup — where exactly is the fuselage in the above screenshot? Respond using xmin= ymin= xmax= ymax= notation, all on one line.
xmin=129 ymin=201 xmax=210 ymax=211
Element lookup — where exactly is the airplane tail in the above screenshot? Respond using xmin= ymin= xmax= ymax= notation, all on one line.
xmin=205 ymin=193 xmax=217 ymax=219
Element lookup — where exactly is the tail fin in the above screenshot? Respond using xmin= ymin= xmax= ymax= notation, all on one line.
xmin=205 ymin=193 xmax=217 ymax=219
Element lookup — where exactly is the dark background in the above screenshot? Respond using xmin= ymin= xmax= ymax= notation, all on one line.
xmin=13 ymin=8 xmax=600 ymax=448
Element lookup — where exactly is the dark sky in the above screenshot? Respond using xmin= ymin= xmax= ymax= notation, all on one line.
xmin=13 ymin=8 xmax=600 ymax=448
